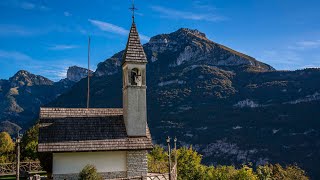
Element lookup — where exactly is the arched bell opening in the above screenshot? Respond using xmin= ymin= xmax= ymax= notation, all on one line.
xmin=130 ymin=68 xmax=142 ymax=86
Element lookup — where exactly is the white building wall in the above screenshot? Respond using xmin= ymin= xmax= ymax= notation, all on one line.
xmin=52 ymin=151 xmax=127 ymax=174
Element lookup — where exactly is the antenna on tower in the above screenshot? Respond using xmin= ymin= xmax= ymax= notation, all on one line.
xmin=87 ymin=36 xmax=91 ymax=109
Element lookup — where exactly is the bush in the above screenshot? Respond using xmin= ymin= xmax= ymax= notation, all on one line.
xmin=79 ymin=164 xmax=103 ymax=180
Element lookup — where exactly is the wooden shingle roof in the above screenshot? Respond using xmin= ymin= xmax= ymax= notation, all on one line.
xmin=38 ymin=108 xmax=153 ymax=152
xmin=122 ymin=22 xmax=147 ymax=64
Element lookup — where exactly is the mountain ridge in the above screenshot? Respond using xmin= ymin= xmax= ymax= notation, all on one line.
xmin=49 ymin=28 xmax=320 ymax=179
xmin=95 ymin=28 xmax=274 ymax=77
xmin=0 ymin=28 xmax=319 ymax=178
xmin=0 ymin=66 xmax=91 ymax=134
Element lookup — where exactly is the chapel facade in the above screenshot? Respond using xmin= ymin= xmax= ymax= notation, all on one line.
xmin=38 ymin=20 xmax=153 ymax=180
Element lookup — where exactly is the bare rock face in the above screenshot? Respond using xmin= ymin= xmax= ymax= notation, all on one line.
xmin=9 ymin=70 xmax=53 ymax=87
xmin=67 ymin=66 xmax=93 ymax=82
xmin=95 ymin=28 xmax=274 ymax=77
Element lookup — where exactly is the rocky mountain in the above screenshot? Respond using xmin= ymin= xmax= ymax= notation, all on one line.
xmin=1 ymin=28 xmax=319 ymax=178
xmin=49 ymin=28 xmax=320 ymax=179
xmin=66 ymin=66 xmax=93 ymax=82
xmin=0 ymin=67 xmax=90 ymax=134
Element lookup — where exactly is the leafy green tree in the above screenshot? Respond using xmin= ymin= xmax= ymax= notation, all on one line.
xmin=21 ymin=124 xmax=39 ymax=160
xmin=79 ymin=164 xmax=103 ymax=180
xmin=176 ymin=146 xmax=203 ymax=180
xmin=0 ymin=131 xmax=14 ymax=163
xmin=234 ymin=165 xmax=258 ymax=180
xmin=256 ymin=164 xmax=273 ymax=180
xmin=211 ymin=165 xmax=238 ymax=180
xmin=285 ymin=165 xmax=308 ymax=180
xmin=147 ymin=146 xmax=309 ymax=180
xmin=256 ymin=164 xmax=308 ymax=180
xmin=147 ymin=145 xmax=168 ymax=173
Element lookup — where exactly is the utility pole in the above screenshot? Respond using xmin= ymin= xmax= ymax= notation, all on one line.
xmin=174 ymin=137 xmax=177 ymax=180
xmin=16 ymin=133 xmax=21 ymax=180
xmin=167 ymin=136 xmax=172 ymax=180
xmin=87 ymin=36 xmax=91 ymax=109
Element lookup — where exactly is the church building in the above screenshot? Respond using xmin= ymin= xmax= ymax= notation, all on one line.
xmin=38 ymin=18 xmax=153 ymax=179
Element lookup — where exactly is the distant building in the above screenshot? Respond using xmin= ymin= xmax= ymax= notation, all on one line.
xmin=38 ymin=20 xmax=153 ymax=180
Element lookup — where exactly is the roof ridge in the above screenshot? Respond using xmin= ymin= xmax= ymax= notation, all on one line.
xmin=40 ymin=107 xmax=123 ymax=118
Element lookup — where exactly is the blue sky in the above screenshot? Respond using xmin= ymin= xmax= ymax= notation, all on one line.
xmin=0 ymin=0 xmax=319 ymax=81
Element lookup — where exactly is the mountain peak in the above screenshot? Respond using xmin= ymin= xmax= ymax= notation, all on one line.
xmin=175 ymin=28 xmax=207 ymax=38
xmin=9 ymin=70 xmax=53 ymax=87
xmin=13 ymin=70 xmax=31 ymax=77
xmin=149 ymin=28 xmax=207 ymax=44
xmin=67 ymin=66 xmax=92 ymax=82
xmin=96 ymin=27 xmax=274 ymax=77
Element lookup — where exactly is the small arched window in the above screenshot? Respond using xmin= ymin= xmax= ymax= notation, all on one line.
xmin=131 ymin=68 xmax=142 ymax=86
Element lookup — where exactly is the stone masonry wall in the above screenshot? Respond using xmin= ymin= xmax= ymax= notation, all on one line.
xmin=127 ymin=150 xmax=148 ymax=178
xmin=53 ymin=171 xmax=126 ymax=180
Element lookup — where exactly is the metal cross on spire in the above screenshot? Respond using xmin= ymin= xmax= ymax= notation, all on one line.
xmin=129 ymin=0 xmax=138 ymax=22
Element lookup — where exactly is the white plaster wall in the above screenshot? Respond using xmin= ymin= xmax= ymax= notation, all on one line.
xmin=52 ymin=151 xmax=127 ymax=174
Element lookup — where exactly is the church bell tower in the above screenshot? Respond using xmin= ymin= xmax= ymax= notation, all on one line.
xmin=122 ymin=20 xmax=148 ymax=137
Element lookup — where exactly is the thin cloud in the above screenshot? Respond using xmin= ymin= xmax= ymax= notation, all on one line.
xmin=288 ymin=40 xmax=320 ymax=50
xmin=0 ymin=24 xmax=78 ymax=37
xmin=259 ymin=50 xmax=303 ymax=70
xmin=297 ymin=40 xmax=320 ymax=49
xmin=0 ymin=25 xmax=37 ymax=36
xmin=0 ymin=1 xmax=50 ymax=11
xmin=0 ymin=50 xmax=32 ymax=61
xmin=64 ymin=11 xmax=72 ymax=17
xmin=192 ymin=1 xmax=217 ymax=11
xmin=89 ymin=19 xmax=127 ymax=35
xmin=88 ymin=19 xmax=150 ymax=42
xmin=150 ymin=5 xmax=226 ymax=22
xmin=48 ymin=44 xmax=79 ymax=50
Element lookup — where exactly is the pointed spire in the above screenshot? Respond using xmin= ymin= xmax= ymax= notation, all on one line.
xmin=123 ymin=22 xmax=147 ymax=64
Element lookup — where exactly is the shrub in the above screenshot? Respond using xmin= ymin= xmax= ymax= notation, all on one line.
xmin=79 ymin=164 xmax=103 ymax=180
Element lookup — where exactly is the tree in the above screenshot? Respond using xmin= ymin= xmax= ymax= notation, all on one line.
xmin=21 ymin=124 xmax=39 ymax=160
xmin=147 ymin=146 xmax=309 ymax=180
xmin=285 ymin=165 xmax=308 ymax=180
xmin=234 ymin=165 xmax=258 ymax=180
xmin=79 ymin=164 xmax=103 ymax=180
xmin=256 ymin=164 xmax=309 ymax=180
xmin=148 ymin=145 xmax=168 ymax=173
xmin=176 ymin=146 xmax=203 ymax=180
xmin=210 ymin=165 xmax=238 ymax=180
xmin=0 ymin=131 xmax=14 ymax=163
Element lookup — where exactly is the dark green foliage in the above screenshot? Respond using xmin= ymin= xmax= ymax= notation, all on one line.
xmin=148 ymin=146 xmax=309 ymax=180
xmin=79 ymin=164 xmax=103 ymax=180
xmin=176 ymin=146 xmax=203 ymax=180
xmin=21 ymin=124 xmax=39 ymax=160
